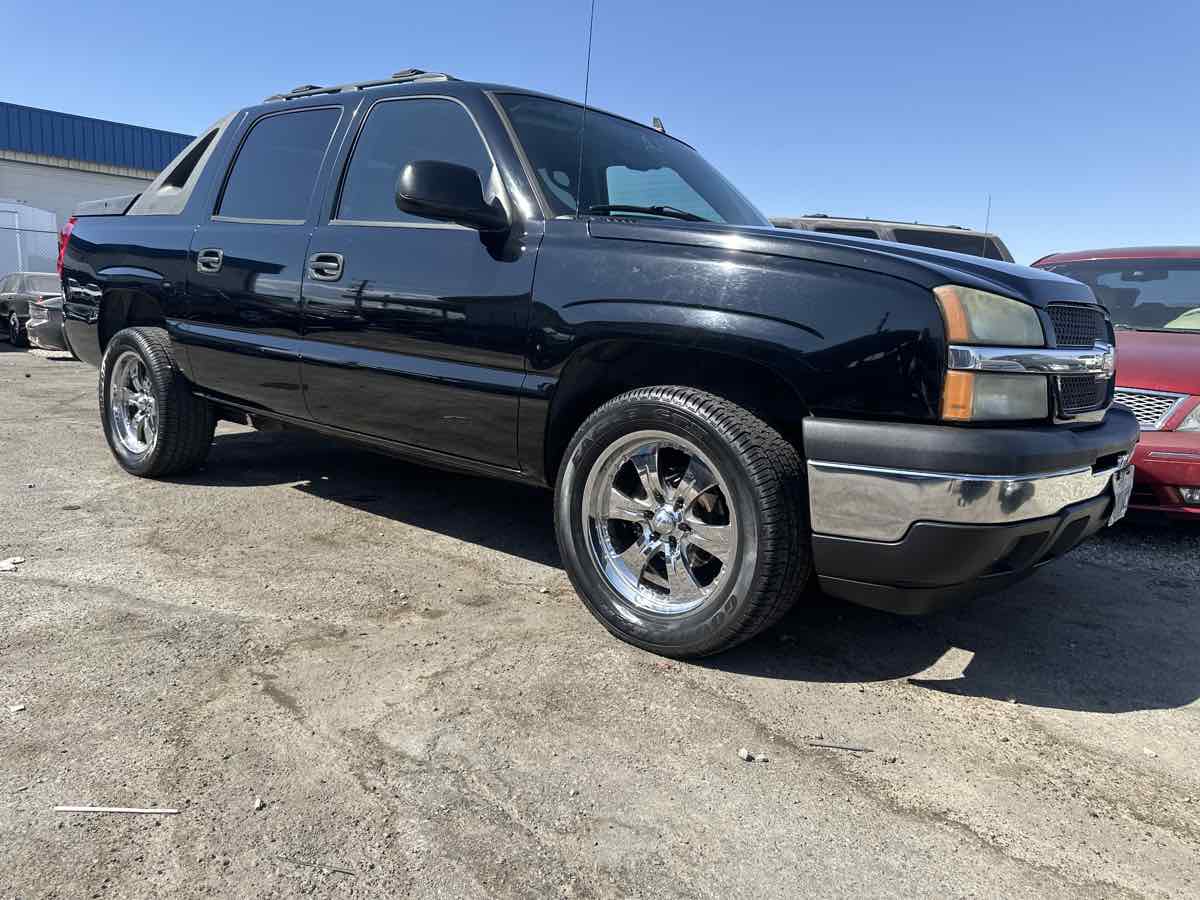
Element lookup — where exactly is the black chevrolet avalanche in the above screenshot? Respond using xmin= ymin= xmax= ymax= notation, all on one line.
xmin=60 ymin=70 xmax=1138 ymax=658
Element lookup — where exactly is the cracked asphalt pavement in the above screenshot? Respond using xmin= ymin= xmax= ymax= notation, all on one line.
xmin=2 ymin=345 xmax=1198 ymax=898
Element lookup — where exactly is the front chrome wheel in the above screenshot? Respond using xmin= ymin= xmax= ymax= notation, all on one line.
xmin=582 ymin=430 xmax=738 ymax=617
xmin=108 ymin=350 xmax=159 ymax=455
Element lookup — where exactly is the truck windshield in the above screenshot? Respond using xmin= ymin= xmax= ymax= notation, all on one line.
xmin=1045 ymin=260 xmax=1200 ymax=333
xmin=497 ymin=93 xmax=768 ymax=227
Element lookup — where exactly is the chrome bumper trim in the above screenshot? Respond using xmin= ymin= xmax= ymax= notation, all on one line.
xmin=948 ymin=342 xmax=1115 ymax=378
xmin=808 ymin=458 xmax=1125 ymax=542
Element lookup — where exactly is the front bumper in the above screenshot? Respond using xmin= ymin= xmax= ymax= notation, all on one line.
xmin=1129 ymin=431 xmax=1200 ymax=519
xmin=803 ymin=408 xmax=1139 ymax=614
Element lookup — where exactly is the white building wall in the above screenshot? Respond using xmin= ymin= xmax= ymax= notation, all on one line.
xmin=0 ymin=156 xmax=153 ymax=229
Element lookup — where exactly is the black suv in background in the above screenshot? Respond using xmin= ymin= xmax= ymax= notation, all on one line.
xmin=60 ymin=70 xmax=1137 ymax=657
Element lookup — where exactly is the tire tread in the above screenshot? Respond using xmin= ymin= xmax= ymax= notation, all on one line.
xmin=99 ymin=326 xmax=215 ymax=477
xmin=558 ymin=385 xmax=810 ymax=657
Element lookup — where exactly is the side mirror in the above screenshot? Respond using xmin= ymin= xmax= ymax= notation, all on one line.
xmin=395 ymin=160 xmax=509 ymax=232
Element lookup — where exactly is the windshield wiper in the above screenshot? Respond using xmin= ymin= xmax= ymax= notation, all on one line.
xmin=585 ymin=204 xmax=712 ymax=223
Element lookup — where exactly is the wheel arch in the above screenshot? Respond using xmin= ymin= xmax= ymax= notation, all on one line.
xmin=541 ymin=336 xmax=811 ymax=485
xmin=99 ymin=288 xmax=167 ymax=352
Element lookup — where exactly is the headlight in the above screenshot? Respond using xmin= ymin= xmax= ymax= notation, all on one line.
xmin=1179 ymin=401 xmax=1200 ymax=432
xmin=933 ymin=285 xmax=1045 ymax=347
xmin=935 ymin=286 xmax=1049 ymax=421
xmin=942 ymin=371 xmax=1049 ymax=421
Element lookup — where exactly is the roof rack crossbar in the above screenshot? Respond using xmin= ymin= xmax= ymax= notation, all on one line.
xmin=789 ymin=214 xmax=973 ymax=231
xmin=264 ymin=69 xmax=457 ymax=102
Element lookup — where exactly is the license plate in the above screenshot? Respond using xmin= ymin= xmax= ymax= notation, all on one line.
xmin=1108 ymin=464 xmax=1135 ymax=526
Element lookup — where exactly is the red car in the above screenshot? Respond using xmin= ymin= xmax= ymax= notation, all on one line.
xmin=1033 ymin=247 xmax=1200 ymax=520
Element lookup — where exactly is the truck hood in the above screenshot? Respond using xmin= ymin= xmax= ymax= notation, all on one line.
xmin=588 ymin=219 xmax=1095 ymax=308
xmin=1115 ymin=330 xmax=1200 ymax=394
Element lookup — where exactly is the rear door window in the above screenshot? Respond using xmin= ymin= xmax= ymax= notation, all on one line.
xmin=217 ymin=107 xmax=341 ymax=223
xmin=336 ymin=98 xmax=494 ymax=224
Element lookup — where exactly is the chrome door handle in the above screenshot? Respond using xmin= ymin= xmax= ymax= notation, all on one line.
xmin=308 ymin=252 xmax=343 ymax=281
xmin=196 ymin=248 xmax=223 ymax=274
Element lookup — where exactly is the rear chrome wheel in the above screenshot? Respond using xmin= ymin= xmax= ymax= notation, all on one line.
xmin=108 ymin=351 xmax=159 ymax=455
xmin=583 ymin=430 xmax=738 ymax=618
xmin=99 ymin=327 xmax=215 ymax=477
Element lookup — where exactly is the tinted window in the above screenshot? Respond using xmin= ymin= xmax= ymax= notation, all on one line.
xmin=498 ymin=94 xmax=767 ymax=226
xmin=218 ymin=108 xmax=340 ymax=221
xmin=814 ymin=227 xmax=880 ymax=239
xmin=893 ymin=228 xmax=1007 ymax=260
xmin=338 ymin=98 xmax=494 ymax=224
xmin=1046 ymin=260 xmax=1200 ymax=332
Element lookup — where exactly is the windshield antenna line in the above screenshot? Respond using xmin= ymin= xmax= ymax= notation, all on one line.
xmin=575 ymin=0 xmax=598 ymax=220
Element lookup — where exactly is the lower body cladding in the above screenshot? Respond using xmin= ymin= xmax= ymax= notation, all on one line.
xmin=802 ymin=409 xmax=1140 ymax=614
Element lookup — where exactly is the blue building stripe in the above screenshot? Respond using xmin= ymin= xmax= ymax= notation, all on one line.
xmin=0 ymin=101 xmax=193 ymax=172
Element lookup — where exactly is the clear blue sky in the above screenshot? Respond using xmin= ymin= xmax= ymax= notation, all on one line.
xmin=10 ymin=0 xmax=1196 ymax=263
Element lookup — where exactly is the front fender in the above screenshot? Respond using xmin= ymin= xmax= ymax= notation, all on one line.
xmin=529 ymin=219 xmax=946 ymax=414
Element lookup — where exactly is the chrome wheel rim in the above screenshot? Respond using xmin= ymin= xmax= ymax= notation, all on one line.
xmin=583 ymin=430 xmax=739 ymax=617
xmin=109 ymin=351 xmax=158 ymax=455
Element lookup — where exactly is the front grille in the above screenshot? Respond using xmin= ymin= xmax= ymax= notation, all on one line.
xmin=1048 ymin=303 xmax=1106 ymax=347
xmin=1058 ymin=375 xmax=1109 ymax=414
xmin=1114 ymin=388 xmax=1186 ymax=430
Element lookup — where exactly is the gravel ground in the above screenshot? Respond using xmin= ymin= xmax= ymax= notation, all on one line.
xmin=2 ymin=344 xmax=1198 ymax=899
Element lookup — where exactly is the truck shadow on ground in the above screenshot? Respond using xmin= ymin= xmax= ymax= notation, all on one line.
xmin=182 ymin=428 xmax=1200 ymax=716
xmin=180 ymin=428 xmax=561 ymax=568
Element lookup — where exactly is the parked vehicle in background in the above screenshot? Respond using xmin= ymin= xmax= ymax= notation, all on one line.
xmin=1034 ymin=247 xmax=1200 ymax=520
xmin=772 ymin=215 xmax=1014 ymax=262
xmin=27 ymin=294 xmax=73 ymax=354
xmin=61 ymin=69 xmax=1137 ymax=657
xmin=0 ymin=271 xmax=61 ymax=347
xmin=27 ymin=223 xmax=77 ymax=354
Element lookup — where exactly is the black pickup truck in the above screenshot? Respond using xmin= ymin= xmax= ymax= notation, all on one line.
xmin=60 ymin=69 xmax=1138 ymax=657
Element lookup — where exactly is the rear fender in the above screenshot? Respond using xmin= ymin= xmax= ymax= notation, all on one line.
xmin=61 ymin=216 xmax=196 ymax=371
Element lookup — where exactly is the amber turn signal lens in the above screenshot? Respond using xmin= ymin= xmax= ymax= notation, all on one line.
xmin=934 ymin=286 xmax=972 ymax=343
xmin=942 ymin=370 xmax=975 ymax=421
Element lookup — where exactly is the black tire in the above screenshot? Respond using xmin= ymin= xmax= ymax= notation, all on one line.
xmin=99 ymin=326 xmax=215 ymax=477
xmin=9 ymin=312 xmax=28 ymax=348
xmin=555 ymin=386 xmax=810 ymax=658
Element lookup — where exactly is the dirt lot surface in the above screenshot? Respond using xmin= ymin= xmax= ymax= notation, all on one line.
xmin=2 ymin=344 xmax=1198 ymax=899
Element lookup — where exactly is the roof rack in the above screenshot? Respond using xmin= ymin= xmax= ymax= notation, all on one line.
xmin=795 ymin=213 xmax=974 ymax=231
xmin=264 ymin=69 xmax=457 ymax=102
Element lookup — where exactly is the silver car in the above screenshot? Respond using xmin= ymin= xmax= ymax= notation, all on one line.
xmin=0 ymin=271 xmax=62 ymax=348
